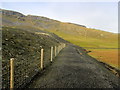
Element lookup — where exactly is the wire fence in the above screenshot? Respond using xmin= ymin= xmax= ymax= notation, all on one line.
xmin=2 ymin=43 xmax=66 ymax=89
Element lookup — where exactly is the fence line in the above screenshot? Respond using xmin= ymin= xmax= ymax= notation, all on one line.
xmin=2 ymin=43 xmax=66 ymax=89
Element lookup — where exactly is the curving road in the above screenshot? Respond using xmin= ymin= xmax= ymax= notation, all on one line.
xmin=27 ymin=44 xmax=120 ymax=88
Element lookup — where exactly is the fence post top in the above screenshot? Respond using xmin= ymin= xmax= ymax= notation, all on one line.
xmin=10 ymin=58 xmax=15 ymax=61
xmin=41 ymin=48 xmax=44 ymax=50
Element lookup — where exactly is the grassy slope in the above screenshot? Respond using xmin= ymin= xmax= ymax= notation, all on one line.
xmin=47 ymin=29 xmax=118 ymax=48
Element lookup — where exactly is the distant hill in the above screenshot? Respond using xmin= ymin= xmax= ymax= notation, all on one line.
xmin=1 ymin=9 xmax=118 ymax=48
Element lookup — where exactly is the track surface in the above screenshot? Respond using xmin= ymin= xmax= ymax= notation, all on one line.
xmin=27 ymin=44 xmax=119 ymax=88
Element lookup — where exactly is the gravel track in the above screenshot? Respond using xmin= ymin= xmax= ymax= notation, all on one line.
xmin=27 ymin=44 xmax=120 ymax=88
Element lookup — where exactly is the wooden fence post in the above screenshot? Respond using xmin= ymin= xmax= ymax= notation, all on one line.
xmin=40 ymin=49 xmax=44 ymax=70
xmin=56 ymin=46 xmax=58 ymax=55
xmin=64 ymin=44 xmax=66 ymax=47
xmin=50 ymin=47 xmax=53 ymax=62
xmin=60 ymin=45 xmax=62 ymax=51
xmin=10 ymin=58 xmax=14 ymax=90
xmin=55 ymin=46 xmax=56 ymax=57
xmin=58 ymin=46 xmax=59 ymax=53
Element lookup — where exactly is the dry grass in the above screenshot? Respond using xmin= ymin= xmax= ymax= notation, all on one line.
xmin=88 ymin=49 xmax=119 ymax=69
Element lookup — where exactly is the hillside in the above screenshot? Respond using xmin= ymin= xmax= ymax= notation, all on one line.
xmin=2 ymin=26 xmax=67 ymax=88
xmin=1 ymin=9 xmax=118 ymax=48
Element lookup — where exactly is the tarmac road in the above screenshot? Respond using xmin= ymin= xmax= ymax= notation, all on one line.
xmin=27 ymin=44 xmax=120 ymax=88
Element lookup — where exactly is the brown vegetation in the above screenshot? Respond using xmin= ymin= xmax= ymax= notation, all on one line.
xmin=88 ymin=49 xmax=119 ymax=69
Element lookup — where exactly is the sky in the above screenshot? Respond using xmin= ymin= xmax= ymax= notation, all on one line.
xmin=1 ymin=1 xmax=118 ymax=33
